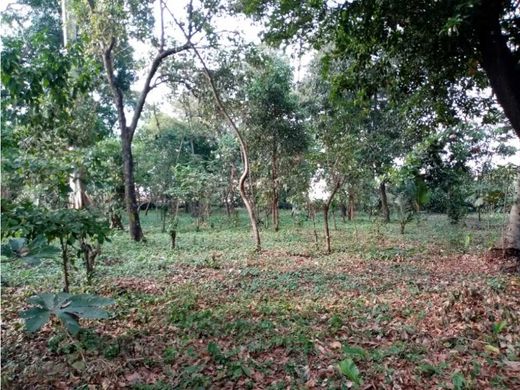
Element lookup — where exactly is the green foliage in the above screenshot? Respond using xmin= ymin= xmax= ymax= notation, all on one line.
xmin=2 ymin=201 xmax=110 ymax=289
xmin=20 ymin=293 xmax=114 ymax=336
xmin=338 ymin=358 xmax=362 ymax=385
xmin=492 ymin=321 xmax=507 ymax=335
xmin=2 ymin=202 xmax=110 ymax=246
xmin=1 ymin=236 xmax=59 ymax=265
xmin=452 ymin=372 xmax=467 ymax=390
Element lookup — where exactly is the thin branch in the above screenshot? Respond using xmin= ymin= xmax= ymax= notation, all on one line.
xmin=159 ymin=0 xmax=165 ymax=52
xmin=127 ymin=42 xmax=191 ymax=139
xmin=102 ymin=39 xmax=127 ymax=135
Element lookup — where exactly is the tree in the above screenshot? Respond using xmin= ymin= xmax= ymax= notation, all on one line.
xmin=74 ymin=0 xmax=213 ymax=241
xmin=242 ymin=0 xmax=520 ymax=254
xmin=1 ymin=0 xmax=107 ymax=208
xmin=300 ymin=56 xmax=363 ymax=253
xmin=245 ymin=51 xmax=308 ymax=231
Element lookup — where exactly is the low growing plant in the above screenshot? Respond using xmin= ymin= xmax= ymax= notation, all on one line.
xmin=20 ymin=292 xmax=114 ymax=336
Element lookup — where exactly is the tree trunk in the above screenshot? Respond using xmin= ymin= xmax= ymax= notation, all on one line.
xmin=324 ymin=205 xmax=331 ymax=253
xmin=380 ymin=181 xmax=390 ymax=223
xmin=323 ymin=177 xmax=344 ymax=254
xmin=340 ymin=202 xmax=347 ymax=222
xmin=271 ymin=147 xmax=280 ymax=232
xmin=60 ymin=238 xmax=70 ymax=293
xmin=170 ymin=229 xmax=177 ymax=249
xmin=501 ymin=171 xmax=520 ymax=257
xmin=192 ymin=45 xmax=261 ymax=250
xmin=348 ymin=191 xmax=355 ymax=221
xmin=69 ymin=167 xmax=91 ymax=209
xmin=122 ymin=135 xmax=144 ymax=241
xmin=477 ymin=3 xmax=520 ymax=255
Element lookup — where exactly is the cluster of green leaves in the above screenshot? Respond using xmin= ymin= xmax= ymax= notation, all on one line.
xmin=20 ymin=293 xmax=114 ymax=335
xmin=1 ymin=236 xmax=59 ymax=266
xmin=2 ymin=201 xmax=110 ymax=246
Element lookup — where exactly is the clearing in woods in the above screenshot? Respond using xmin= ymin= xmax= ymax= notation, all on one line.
xmin=2 ymin=211 xmax=519 ymax=389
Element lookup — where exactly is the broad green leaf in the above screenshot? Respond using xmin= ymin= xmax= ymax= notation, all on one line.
xmin=20 ymin=307 xmax=51 ymax=332
xmin=57 ymin=311 xmax=80 ymax=336
xmin=66 ymin=294 xmax=114 ymax=319
xmin=28 ymin=292 xmax=57 ymax=309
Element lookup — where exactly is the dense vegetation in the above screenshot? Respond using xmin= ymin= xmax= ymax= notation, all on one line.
xmin=1 ymin=0 xmax=519 ymax=388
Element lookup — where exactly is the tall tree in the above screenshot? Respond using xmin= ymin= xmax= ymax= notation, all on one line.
xmin=76 ymin=0 xmax=209 ymax=241
xmin=245 ymin=51 xmax=307 ymax=231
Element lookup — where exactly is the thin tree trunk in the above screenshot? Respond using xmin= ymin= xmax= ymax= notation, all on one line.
xmin=380 ymin=181 xmax=390 ymax=223
xmin=122 ymin=135 xmax=144 ymax=241
xmin=324 ymin=178 xmax=343 ymax=254
xmin=340 ymin=202 xmax=347 ymax=222
xmin=311 ymin=208 xmax=319 ymax=249
xmin=60 ymin=238 xmax=70 ymax=293
xmin=271 ymin=147 xmax=280 ymax=231
xmin=324 ymin=205 xmax=331 ymax=253
xmin=191 ymin=45 xmax=261 ymax=250
xmin=348 ymin=191 xmax=355 ymax=221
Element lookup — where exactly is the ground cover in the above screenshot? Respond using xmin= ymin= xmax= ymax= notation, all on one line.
xmin=2 ymin=211 xmax=519 ymax=389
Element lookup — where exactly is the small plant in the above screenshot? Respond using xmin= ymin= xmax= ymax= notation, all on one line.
xmin=20 ymin=292 xmax=114 ymax=336
xmin=338 ymin=358 xmax=362 ymax=386
xmin=492 ymin=320 xmax=507 ymax=335
xmin=452 ymin=371 xmax=467 ymax=390
xmin=2 ymin=203 xmax=110 ymax=291
xmin=1 ymin=236 xmax=59 ymax=265
xmin=163 ymin=346 xmax=177 ymax=364
xmin=392 ymin=177 xmax=429 ymax=235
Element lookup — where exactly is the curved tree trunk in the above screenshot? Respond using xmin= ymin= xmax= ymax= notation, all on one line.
xmin=191 ymin=45 xmax=261 ymax=250
xmin=380 ymin=181 xmax=390 ymax=223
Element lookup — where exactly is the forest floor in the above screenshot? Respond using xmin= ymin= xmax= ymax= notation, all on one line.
xmin=2 ymin=211 xmax=519 ymax=389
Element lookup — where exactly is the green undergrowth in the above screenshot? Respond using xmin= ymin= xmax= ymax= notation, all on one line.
xmin=2 ymin=210 xmax=518 ymax=389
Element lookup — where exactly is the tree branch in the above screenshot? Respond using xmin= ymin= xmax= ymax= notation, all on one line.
xmin=127 ymin=42 xmax=191 ymax=140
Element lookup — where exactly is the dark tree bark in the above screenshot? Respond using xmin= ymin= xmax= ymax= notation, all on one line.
xmin=478 ymin=1 xmax=520 ymax=254
xmin=324 ymin=178 xmax=344 ymax=254
xmin=97 ymin=17 xmax=191 ymax=241
xmin=347 ymin=191 xmax=355 ymax=221
xmin=59 ymin=237 xmax=70 ymax=293
xmin=121 ymin=134 xmax=143 ymax=241
xmin=379 ymin=181 xmax=390 ymax=223
xmin=340 ymin=202 xmax=347 ymax=222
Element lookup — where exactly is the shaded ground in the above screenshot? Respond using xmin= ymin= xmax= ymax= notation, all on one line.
xmin=2 ymin=212 xmax=519 ymax=389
